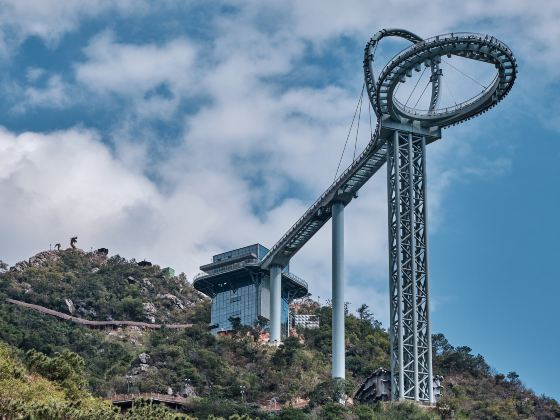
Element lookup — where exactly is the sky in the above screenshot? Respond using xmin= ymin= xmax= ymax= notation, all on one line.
xmin=0 ymin=0 xmax=558 ymax=399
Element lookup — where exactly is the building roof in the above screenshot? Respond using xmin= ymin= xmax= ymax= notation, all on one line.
xmin=193 ymin=244 xmax=308 ymax=298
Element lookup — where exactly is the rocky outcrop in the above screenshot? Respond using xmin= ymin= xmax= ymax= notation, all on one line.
xmin=156 ymin=293 xmax=186 ymax=310
xmin=143 ymin=302 xmax=157 ymax=323
xmin=138 ymin=352 xmax=150 ymax=364
xmin=10 ymin=251 xmax=62 ymax=272
xmin=65 ymin=298 xmax=75 ymax=315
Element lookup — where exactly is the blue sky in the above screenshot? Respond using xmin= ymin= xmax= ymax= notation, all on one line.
xmin=0 ymin=0 xmax=558 ymax=399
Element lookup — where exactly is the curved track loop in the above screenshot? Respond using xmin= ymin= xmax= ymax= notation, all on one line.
xmin=375 ymin=32 xmax=516 ymax=127
xmin=261 ymin=30 xmax=516 ymax=269
xmin=364 ymin=28 xmax=441 ymax=118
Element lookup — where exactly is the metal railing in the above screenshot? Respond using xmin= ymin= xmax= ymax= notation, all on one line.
xmin=108 ymin=392 xmax=187 ymax=404
xmin=283 ymin=272 xmax=308 ymax=290
xmin=195 ymin=259 xmax=260 ymax=279
xmin=261 ymin=124 xmax=383 ymax=267
xmin=5 ymin=298 xmax=193 ymax=329
xmin=392 ymin=74 xmax=499 ymax=116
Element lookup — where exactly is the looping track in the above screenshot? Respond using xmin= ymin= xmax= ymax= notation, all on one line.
xmin=261 ymin=29 xmax=516 ymax=269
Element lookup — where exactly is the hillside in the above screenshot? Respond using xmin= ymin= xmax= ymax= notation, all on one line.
xmin=2 ymin=249 xmax=207 ymax=324
xmin=0 ymin=249 xmax=558 ymax=419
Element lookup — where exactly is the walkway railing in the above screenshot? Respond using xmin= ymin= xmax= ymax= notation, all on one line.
xmin=4 ymin=298 xmax=193 ymax=329
xmin=108 ymin=392 xmax=187 ymax=404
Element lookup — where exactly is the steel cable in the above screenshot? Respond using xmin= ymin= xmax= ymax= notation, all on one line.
xmin=334 ymin=83 xmax=365 ymax=180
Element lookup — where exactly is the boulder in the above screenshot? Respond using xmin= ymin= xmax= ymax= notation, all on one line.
xmin=157 ymin=293 xmax=185 ymax=310
xmin=138 ymin=352 xmax=150 ymax=364
xmin=65 ymin=298 xmax=75 ymax=315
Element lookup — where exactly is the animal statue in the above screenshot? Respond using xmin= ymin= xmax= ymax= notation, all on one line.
xmin=70 ymin=237 xmax=78 ymax=249
xmin=54 ymin=243 xmax=61 ymax=251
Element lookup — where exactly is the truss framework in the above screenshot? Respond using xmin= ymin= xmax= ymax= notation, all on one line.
xmin=387 ymin=129 xmax=433 ymax=402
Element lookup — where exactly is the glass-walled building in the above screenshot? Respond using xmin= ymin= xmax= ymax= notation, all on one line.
xmin=193 ymin=244 xmax=308 ymax=337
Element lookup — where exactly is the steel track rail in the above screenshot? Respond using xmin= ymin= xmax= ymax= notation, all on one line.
xmin=260 ymin=30 xmax=516 ymax=270
xmin=261 ymin=30 xmax=426 ymax=269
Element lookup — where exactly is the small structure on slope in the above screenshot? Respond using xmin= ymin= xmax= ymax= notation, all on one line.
xmin=354 ymin=368 xmax=391 ymax=403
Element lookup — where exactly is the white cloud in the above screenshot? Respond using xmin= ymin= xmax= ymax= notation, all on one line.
xmin=73 ymin=31 xmax=198 ymax=120
xmin=21 ymin=74 xmax=72 ymax=109
xmin=0 ymin=0 xmax=151 ymax=52
xmin=76 ymin=32 xmax=197 ymax=95
xmin=0 ymin=126 xmax=159 ymax=257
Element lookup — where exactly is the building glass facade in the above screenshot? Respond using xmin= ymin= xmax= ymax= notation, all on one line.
xmin=211 ymin=284 xmax=258 ymax=332
xmin=281 ymin=296 xmax=289 ymax=337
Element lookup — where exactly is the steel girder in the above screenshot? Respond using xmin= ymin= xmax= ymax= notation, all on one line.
xmin=387 ymin=130 xmax=433 ymax=402
xmin=260 ymin=136 xmax=387 ymax=269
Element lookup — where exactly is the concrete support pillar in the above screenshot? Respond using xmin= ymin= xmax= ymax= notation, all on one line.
xmin=269 ymin=264 xmax=282 ymax=345
xmin=332 ymin=200 xmax=345 ymax=379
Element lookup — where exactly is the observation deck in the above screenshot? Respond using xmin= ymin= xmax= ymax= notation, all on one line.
xmin=193 ymin=244 xmax=308 ymax=299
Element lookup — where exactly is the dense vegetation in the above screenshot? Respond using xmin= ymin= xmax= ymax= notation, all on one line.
xmin=0 ymin=249 xmax=558 ymax=419
xmin=0 ymin=341 xmax=201 ymax=419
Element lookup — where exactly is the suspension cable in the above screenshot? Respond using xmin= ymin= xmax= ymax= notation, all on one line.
xmin=353 ymin=87 xmax=365 ymax=161
xmin=404 ymin=66 xmax=427 ymax=107
xmin=413 ymin=79 xmax=431 ymax=109
xmin=441 ymin=73 xmax=458 ymax=106
xmin=442 ymin=58 xmax=487 ymax=89
xmin=334 ymin=83 xmax=365 ymax=180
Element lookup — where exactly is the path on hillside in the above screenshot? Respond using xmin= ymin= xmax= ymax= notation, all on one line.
xmin=4 ymin=298 xmax=193 ymax=329
xmin=107 ymin=392 xmax=309 ymax=412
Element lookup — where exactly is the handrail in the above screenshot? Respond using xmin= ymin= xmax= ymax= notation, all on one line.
xmin=392 ymin=74 xmax=499 ymax=116
xmin=196 ymin=259 xmax=260 ymax=278
xmin=283 ymin=272 xmax=308 ymax=290
xmin=108 ymin=392 xmax=187 ymax=404
xmin=4 ymin=298 xmax=193 ymax=329
xmin=260 ymin=122 xmax=383 ymax=268
xmin=260 ymin=29 xmax=515 ymax=270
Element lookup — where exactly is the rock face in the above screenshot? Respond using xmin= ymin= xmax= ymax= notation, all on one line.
xmin=10 ymin=251 xmax=62 ymax=272
xmin=143 ymin=302 xmax=157 ymax=323
xmin=130 ymin=363 xmax=152 ymax=375
xmin=141 ymin=278 xmax=153 ymax=289
xmin=183 ymin=384 xmax=197 ymax=397
xmin=65 ymin=298 xmax=75 ymax=315
xmin=138 ymin=352 xmax=150 ymax=364
xmin=157 ymin=293 xmax=185 ymax=310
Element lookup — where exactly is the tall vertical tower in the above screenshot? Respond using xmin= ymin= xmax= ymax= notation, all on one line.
xmin=364 ymin=29 xmax=517 ymax=402
xmin=387 ymin=130 xmax=433 ymax=402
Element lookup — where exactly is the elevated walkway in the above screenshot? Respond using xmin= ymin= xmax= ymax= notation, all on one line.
xmin=4 ymin=298 xmax=193 ymax=330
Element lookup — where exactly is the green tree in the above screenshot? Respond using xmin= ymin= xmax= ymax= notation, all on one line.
xmin=124 ymin=399 xmax=194 ymax=419
xmin=26 ymin=349 xmax=87 ymax=398
xmin=320 ymin=402 xmax=347 ymax=420
xmin=277 ymin=407 xmax=309 ymax=420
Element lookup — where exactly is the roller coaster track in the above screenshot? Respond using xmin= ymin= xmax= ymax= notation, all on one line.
xmin=260 ymin=30 xmax=424 ymax=270
xmin=260 ymin=29 xmax=515 ymax=270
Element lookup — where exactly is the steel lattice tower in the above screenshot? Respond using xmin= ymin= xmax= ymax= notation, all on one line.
xmin=363 ymin=29 xmax=517 ymax=403
xmin=387 ymin=130 xmax=432 ymax=401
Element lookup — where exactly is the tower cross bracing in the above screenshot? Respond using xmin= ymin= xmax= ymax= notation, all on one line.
xmin=387 ymin=130 xmax=432 ymax=401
